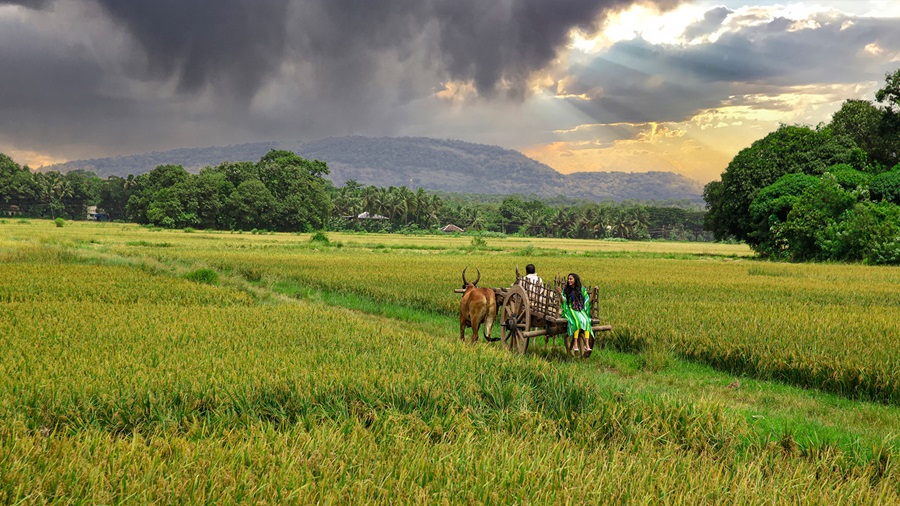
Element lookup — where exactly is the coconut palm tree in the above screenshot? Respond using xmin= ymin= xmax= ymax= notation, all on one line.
xmin=466 ymin=207 xmax=486 ymax=231
xmin=522 ymin=208 xmax=547 ymax=236
xmin=550 ymin=208 xmax=573 ymax=238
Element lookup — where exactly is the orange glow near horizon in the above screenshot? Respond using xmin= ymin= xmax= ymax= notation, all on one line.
xmin=522 ymin=136 xmax=736 ymax=184
xmin=9 ymin=150 xmax=68 ymax=170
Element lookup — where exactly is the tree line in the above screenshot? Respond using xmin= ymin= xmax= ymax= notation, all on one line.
xmin=2 ymin=151 xmax=709 ymax=240
xmin=330 ymin=183 xmax=708 ymax=240
xmin=704 ymin=69 xmax=900 ymax=264
xmin=0 ymin=150 xmax=331 ymax=232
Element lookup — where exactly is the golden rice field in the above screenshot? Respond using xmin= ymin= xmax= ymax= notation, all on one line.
xmin=2 ymin=219 xmax=900 ymax=504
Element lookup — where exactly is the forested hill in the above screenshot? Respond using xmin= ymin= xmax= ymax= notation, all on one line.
xmin=43 ymin=136 xmax=704 ymax=203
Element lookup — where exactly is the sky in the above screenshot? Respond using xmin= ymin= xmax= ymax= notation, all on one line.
xmin=1 ymin=0 xmax=898 ymax=183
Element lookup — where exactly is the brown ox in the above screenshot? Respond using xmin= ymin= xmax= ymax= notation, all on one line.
xmin=459 ymin=267 xmax=498 ymax=344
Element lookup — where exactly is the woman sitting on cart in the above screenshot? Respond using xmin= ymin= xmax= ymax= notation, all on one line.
xmin=561 ymin=272 xmax=592 ymax=352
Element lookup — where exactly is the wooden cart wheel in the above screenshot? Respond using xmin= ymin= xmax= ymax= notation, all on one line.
xmin=501 ymin=284 xmax=531 ymax=354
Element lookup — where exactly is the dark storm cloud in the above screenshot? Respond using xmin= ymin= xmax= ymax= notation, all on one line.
xmin=559 ymin=10 xmax=900 ymax=126
xmin=0 ymin=5 xmax=139 ymax=149
xmin=0 ymin=0 xmax=682 ymax=158
xmin=95 ymin=0 xmax=294 ymax=98
xmin=4 ymin=0 xmax=679 ymax=100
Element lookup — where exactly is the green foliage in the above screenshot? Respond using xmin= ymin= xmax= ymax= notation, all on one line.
xmin=706 ymin=69 xmax=900 ymax=263
xmin=869 ymin=171 xmax=900 ymax=205
xmin=516 ymin=244 xmax=535 ymax=256
xmin=2 ymin=145 xmax=707 ymax=242
xmin=830 ymin=99 xmax=898 ymax=168
xmin=54 ymin=217 xmax=65 ymax=228
xmin=101 ymin=150 xmax=333 ymax=233
xmin=0 ymin=160 xmax=104 ymax=220
xmin=310 ymin=231 xmax=330 ymax=244
xmin=745 ymin=169 xmax=899 ymax=263
xmin=749 ymin=173 xmax=820 ymax=253
xmin=875 ymin=69 xmax=900 ymax=112
xmin=330 ymin=183 xmax=697 ymax=241
xmin=827 ymin=164 xmax=872 ymax=190
xmin=706 ymin=125 xmax=865 ymax=243
xmin=777 ymin=180 xmax=857 ymax=261
xmin=820 ymin=202 xmax=900 ymax=264
xmin=227 ymin=179 xmax=276 ymax=231
xmin=182 ymin=268 xmax=219 ymax=285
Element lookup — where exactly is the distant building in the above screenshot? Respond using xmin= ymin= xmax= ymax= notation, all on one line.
xmin=342 ymin=211 xmax=390 ymax=221
xmin=86 ymin=206 xmax=109 ymax=221
xmin=441 ymin=224 xmax=464 ymax=233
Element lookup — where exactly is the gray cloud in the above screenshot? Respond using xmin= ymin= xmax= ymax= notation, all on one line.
xmin=96 ymin=0 xmax=294 ymax=98
xmin=556 ymin=11 xmax=900 ymax=128
xmin=682 ymin=6 xmax=730 ymax=41
xmin=6 ymin=0 xmax=679 ymax=99
xmin=3 ymin=0 xmax=48 ymax=7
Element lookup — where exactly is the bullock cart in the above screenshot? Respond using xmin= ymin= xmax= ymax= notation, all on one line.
xmin=455 ymin=267 xmax=611 ymax=357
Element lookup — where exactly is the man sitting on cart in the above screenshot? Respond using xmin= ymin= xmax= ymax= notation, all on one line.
xmin=522 ymin=263 xmax=544 ymax=305
xmin=524 ymin=263 xmax=542 ymax=285
xmin=560 ymin=272 xmax=592 ymax=352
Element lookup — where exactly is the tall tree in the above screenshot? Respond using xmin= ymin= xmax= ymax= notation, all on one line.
xmin=704 ymin=125 xmax=864 ymax=243
xmin=62 ymin=170 xmax=102 ymax=219
xmin=0 ymin=154 xmax=38 ymax=214
xmin=226 ymin=180 xmax=276 ymax=230
xmin=830 ymin=99 xmax=893 ymax=168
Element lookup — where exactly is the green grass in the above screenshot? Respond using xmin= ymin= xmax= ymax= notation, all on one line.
xmin=271 ymin=279 xmax=451 ymax=329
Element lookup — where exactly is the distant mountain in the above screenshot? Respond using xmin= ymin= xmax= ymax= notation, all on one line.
xmin=43 ymin=136 xmax=704 ymax=203
xmin=44 ymin=142 xmax=279 ymax=178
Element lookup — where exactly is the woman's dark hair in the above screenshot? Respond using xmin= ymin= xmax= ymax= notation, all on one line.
xmin=564 ymin=272 xmax=584 ymax=310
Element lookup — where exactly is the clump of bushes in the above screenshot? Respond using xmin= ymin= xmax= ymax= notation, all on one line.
xmin=183 ymin=268 xmax=219 ymax=285
xmin=310 ymin=231 xmax=330 ymax=244
xmin=54 ymin=218 xmax=65 ymax=228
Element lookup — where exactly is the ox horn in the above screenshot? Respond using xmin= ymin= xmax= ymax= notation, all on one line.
xmin=462 ymin=266 xmax=468 ymax=285
xmin=474 ymin=267 xmax=481 ymax=286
